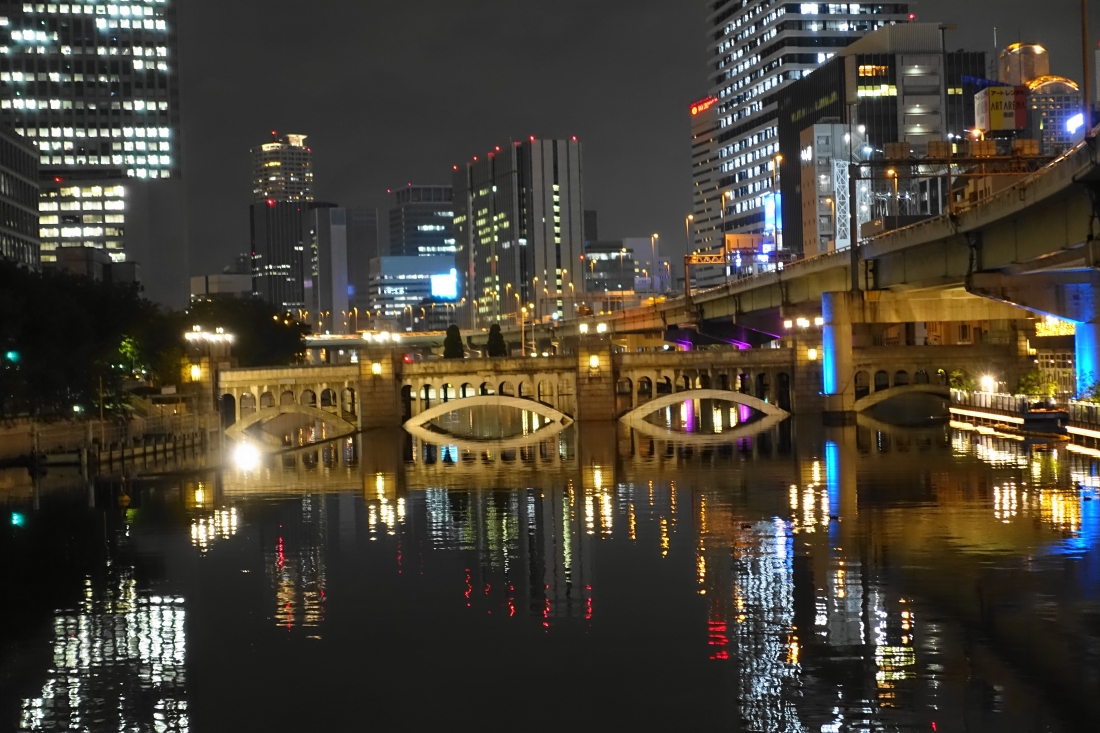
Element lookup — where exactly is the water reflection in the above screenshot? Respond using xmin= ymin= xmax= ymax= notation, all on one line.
xmin=18 ymin=572 xmax=187 ymax=732
xmin=5 ymin=418 xmax=1100 ymax=729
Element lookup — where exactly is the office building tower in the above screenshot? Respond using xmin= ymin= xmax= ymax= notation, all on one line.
xmin=991 ymin=43 xmax=1083 ymax=155
xmin=253 ymin=132 xmax=313 ymax=202
xmin=387 ymin=184 xmax=453 ymax=256
xmin=696 ymin=1 xmax=910 ymax=247
xmin=453 ymin=137 xmax=584 ymax=327
xmin=249 ymin=133 xmax=312 ymax=312
xmin=0 ymin=0 xmax=185 ymax=303
xmin=583 ymin=210 xmax=598 ymax=243
xmin=304 ymin=205 xmax=380 ymax=333
xmin=690 ymin=95 xmax=722 ymax=251
xmin=345 ymin=207 xmax=380 ymax=311
xmin=367 ymin=255 xmax=457 ymax=330
xmin=0 ymin=126 xmax=39 ymax=268
xmin=775 ymin=24 xmax=986 ymax=254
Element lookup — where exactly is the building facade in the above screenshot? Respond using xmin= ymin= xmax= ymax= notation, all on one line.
xmin=775 ymin=24 xmax=987 ymax=254
xmin=249 ymin=133 xmax=313 ymax=312
xmin=367 ymin=255 xmax=456 ymax=330
xmin=304 ymin=205 xmax=381 ymax=333
xmin=253 ymin=132 xmax=313 ymax=202
xmin=697 ymin=1 xmax=911 ymax=248
xmin=387 ymin=184 xmax=453 ymax=257
xmin=0 ymin=125 xmax=39 ymax=267
xmin=453 ymin=138 xmax=584 ymax=327
xmin=0 ymin=0 xmax=184 ymax=302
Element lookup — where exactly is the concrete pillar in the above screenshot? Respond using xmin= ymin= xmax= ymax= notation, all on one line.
xmin=822 ymin=291 xmax=856 ymax=422
xmin=576 ymin=336 xmax=617 ymax=422
xmin=1077 ymin=321 xmax=1100 ymax=397
xmin=358 ymin=348 xmax=403 ymax=430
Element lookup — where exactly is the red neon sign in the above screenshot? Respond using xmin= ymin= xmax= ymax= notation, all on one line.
xmin=690 ymin=96 xmax=719 ymax=116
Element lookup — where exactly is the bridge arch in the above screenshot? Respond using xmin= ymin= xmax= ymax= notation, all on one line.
xmin=620 ymin=388 xmax=790 ymax=426
xmin=226 ymin=402 xmax=358 ymax=440
xmin=853 ymin=383 xmax=950 ymax=412
xmin=240 ymin=392 xmax=257 ymax=418
xmin=404 ymin=395 xmax=574 ymax=431
xmin=301 ymin=389 xmax=317 ymax=408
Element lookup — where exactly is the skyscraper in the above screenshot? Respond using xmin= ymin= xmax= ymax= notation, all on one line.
xmin=249 ymin=133 xmax=312 ymax=312
xmin=387 ymin=184 xmax=454 ymax=256
xmin=453 ymin=137 xmax=584 ymax=327
xmin=0 ymin=126 xmax=39 ymax=268
xmin=0 ymin=0 xmax=185 ymax=302
xmin=695 ymin=1 xmax=910 ymax=247
xmin=304 ymin=204 xmax=380 ymax=333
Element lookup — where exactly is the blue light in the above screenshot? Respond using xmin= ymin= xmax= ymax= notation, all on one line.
xmin=4 ymin=350 xmax=18 ymax=363
xmin=763 ymin=193 xmax=776 ymax=233
xmin=1068 ymin=112 xmax=1085 ymax=134
xmin=430 ymin=268 xmax=458 ymax=300
xmin=11 ymin=513 xmax=25 ymax=528
xmin=1076 ymin=322 xmax=1098 ymax=397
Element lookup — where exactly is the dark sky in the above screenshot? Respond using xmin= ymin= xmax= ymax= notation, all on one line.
xmin=176 ymin=0 xmax=1099 ymax=276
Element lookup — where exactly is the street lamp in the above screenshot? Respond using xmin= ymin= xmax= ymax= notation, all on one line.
xmin=886 ymin=168 xmax=899 ymax=217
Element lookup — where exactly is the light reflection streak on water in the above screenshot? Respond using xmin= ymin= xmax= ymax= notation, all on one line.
xmin=19 ymin=576 xmax=187 ymax=732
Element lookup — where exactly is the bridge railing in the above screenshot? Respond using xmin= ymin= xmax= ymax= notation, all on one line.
xmin=951 ymin=390 xmax=1030 ymax=415
xmin=1068 ymin=401 xmax=1100 ymax=427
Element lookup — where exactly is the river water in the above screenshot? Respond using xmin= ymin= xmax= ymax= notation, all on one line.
xmin=1 ymin=405 xmax=1098 ymax=731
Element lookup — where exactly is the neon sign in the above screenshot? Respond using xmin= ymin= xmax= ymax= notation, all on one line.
xmin=690 ymin=97 xmax=719 ymax=116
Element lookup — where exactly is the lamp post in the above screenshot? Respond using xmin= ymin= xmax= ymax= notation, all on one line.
xmin=520 ymin=306 xmax=527 ymax=357
xmin=886 ymin=168 xmax=899 ymax=217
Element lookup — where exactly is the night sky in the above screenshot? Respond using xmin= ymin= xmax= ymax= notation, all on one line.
xmin=176 ymin=0 xmax=1100 ymax=277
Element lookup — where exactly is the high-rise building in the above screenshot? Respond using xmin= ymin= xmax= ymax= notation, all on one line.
xmin=367 ymin=255 xmax=457 ymax=330
xmin=775 ymin=24 xmax=987 ymax=254
xmin=696 ymin=1 xmax=911 ymax=247
xmin=0 ymin=126 xmax=39 ymax=268
xmin=303 ymin=205 xmax=380 ymax=333
xmin=344 ymin=207 xmax=380 ymax=312
xmin=253 ymin=132 xmax=313 ymax=202
xmin=453 ymin=137 xmax=584 ymax=327
xmin=0 ymin=0 xmax=185 ymax=303
xmin=387 ymin=184 xmax=453 ymax=256
xmin=249 ymin=133 xmax=313 ymax=312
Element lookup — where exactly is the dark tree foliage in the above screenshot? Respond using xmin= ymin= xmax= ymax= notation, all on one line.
xmin=0 ymin=262 xmax=166 ymax=418
xmin=0 ymin=262 xmax=308 ymax=419
xmin=485 ymin=323 xmax=507 ymax=357
xmin=186 ymin=299 xmax=308 ymax=368
xmin=443 ymin=324 xmax=465 ymax=360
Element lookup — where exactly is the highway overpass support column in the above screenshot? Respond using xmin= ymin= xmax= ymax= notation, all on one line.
xmin=968 ymin=270 xmax=1100 ymax=398
xmin=1078 ymin=322 xmax=1100 ymax=396
xmin=822 ymin=291 xmax=856 ymax=423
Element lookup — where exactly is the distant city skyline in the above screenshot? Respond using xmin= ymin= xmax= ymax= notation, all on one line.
xmin=175 ymin=1 xmax=1100 ymax=282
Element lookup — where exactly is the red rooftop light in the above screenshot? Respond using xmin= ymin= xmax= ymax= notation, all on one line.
xmin=266 ymin=198 xmax=275 ymax=207
xmin=908 ymin=13 xmax=915 ymax=19
xmin=529 ymin=135 xmax=536 ymax=142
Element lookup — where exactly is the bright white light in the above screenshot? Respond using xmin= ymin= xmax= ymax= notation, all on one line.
xmin=233 ymin=442 xmax=260 ymax=471
xmin=814 ymin=316 xmax=825 ymax=326
xmin=376 ymin=331 xmax=390 ymax=342
xmin=371 ymin=362 xmax=382 ymax=375
xmin=589 ymin=355 xmax=600 ymax=369
xmin=980 ymin=375 xmax=996 ymax=393
xmin=784 ymin=319 xmax=794 ymax=329
xmin=808 ymin=348 xmax=818 ymax=361
xmin=1067 ymin=112 xmax=1085 ymax=134
xmin=596 ymin=323 xmax=608 ymax=334
xmin=579 ymin=323 xmax=589 ymax=334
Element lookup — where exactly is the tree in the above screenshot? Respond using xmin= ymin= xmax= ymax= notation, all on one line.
xmin=443 ymin=325 xmax=465 ymax=359
xmin=186 ymin=298 xmax=308 ymax=368
xmin=948 ymin=369 xmax=975 ymax=391
xmin=1015 ymin=369 xmax=1058 ymax=397
xmin=486 ymin=323 xmax=507 ymax=357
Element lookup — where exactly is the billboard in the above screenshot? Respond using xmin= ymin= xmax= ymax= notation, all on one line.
xmin=430 ymin=268 xmax=458 ymax=300
xmin=975 ymin=86 xmax=1028 ymax=132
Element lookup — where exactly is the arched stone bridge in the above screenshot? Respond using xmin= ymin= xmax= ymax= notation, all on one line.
xmin=215 ymin=340 xmax=1020 ymax=436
